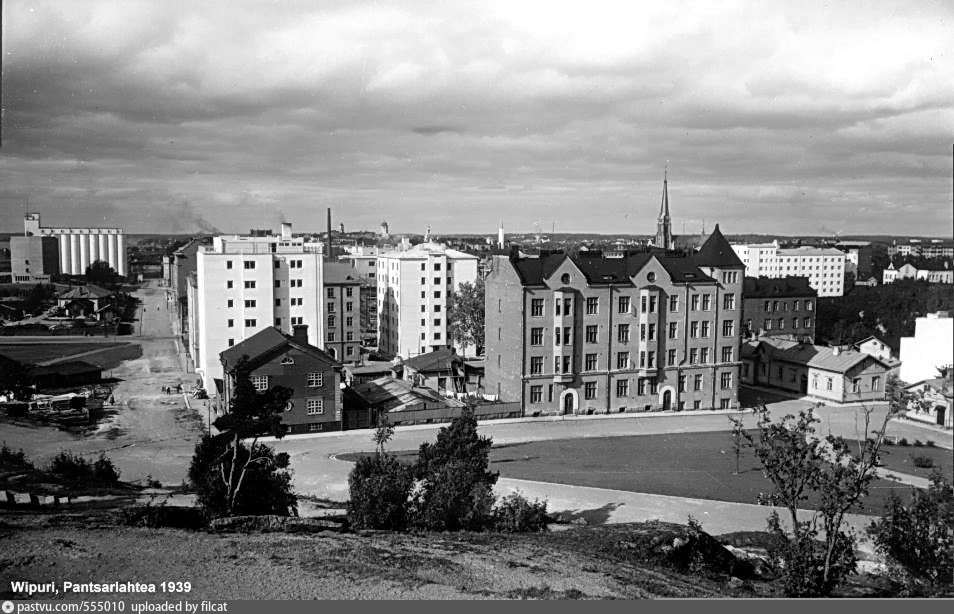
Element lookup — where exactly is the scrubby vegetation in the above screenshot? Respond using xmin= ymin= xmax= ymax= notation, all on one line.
xmin=49 ymin=450 xmax=121 ymax=485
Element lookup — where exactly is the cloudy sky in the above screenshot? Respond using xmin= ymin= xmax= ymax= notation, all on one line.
xmin=1 ymin=0 xmax=952 ymax=236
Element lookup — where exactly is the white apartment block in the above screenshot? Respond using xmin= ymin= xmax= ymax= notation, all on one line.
xmin=376 ymin=242 xmax=478 ymax=359
xmin=190 ymin=223 xmax=324 ymax=392
xmin=900 ymin=312 xmax=953 ymax=384
xmin=731 ymin=241 xmax=846 ymax=297
xmin=23 ymin=212 xmax=127 ymax=276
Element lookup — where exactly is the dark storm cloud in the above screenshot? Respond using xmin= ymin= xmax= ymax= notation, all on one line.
xmin=1 ymin=0 xmax=951 ymax=235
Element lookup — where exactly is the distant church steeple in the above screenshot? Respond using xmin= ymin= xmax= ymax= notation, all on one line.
xmin=655 ymin=167 xmax=673 ymax=251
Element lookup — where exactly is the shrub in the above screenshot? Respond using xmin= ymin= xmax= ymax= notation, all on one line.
xmin=926 ymin=440 xmax=937 ymax=448
xmin=49 ymin=450 xmax=93 ymax=483
xmin=92 ymin=453 xmax=120 ymax=482
xmin=911 ymin=455 xmax=935 ymax=469
xmin=347 ymin=453 xmax=414 ymax=530
xmin=188 ymin=436 xmax=297 ymax=519
xmin=121 ymin=501 xmax=207 ymax=530
xmin=899 ymin=438 xmax=909 ymax=446
xmin=0 ymin=443 xmax=33 ymax=471
xmin=868 ymin=472 xmax=954 ymax=593
xmin=914 ymin=439 xmax=924 ymax=447
xmin=767 ymin=518 xmax=857 ymax=597
xmin=493 ymin=492 xmax=550 ymax=533
xmin=412 ymin=409 xmax=499 ymax=531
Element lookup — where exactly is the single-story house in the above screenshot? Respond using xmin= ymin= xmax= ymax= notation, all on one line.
xmin=854 ymin=336 xmax=894 ymax=362
xmin=400 ymin=347 xmax=467 ymax=395
xmin=741 ymin=337 xmax=900 ymax=404
xmin=342 ymin=376 xmax=466 ymax=430
xmin=219 ymin=325 xmax=343 ymax=434
xmin=28 ymin=360 xmax=102 ymax=390
xmin=56 ymin=285 xmax=115 ymax=320
xmin=343 ymin=360 xmax=399 ymax=386
xmin=904 ymin=373 xmax=953 ymax=429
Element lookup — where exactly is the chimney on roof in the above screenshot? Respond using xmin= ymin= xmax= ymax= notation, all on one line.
xmin=292 ymin=324 xmax=308 ymax=345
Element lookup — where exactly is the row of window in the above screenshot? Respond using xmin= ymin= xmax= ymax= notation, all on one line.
xmin=528 ymin=372 xmax=733 ymax=402
xmin=531 ymin=293 xmax=735 ymax=317
xmin=225 ymin=297 xmax=306 ymax=308
xmin=249 ymin=372 xmax=324 ymax=391
xmin=762 ymin=299 xmax=814 ymax=312
xmin=529 ymin=320 xmax=736 ymax=345
xmin=225 ymin=278 xmax=305 ymax=289
xmin=759 ymin=317 xmax=813 ymax=331
xmin=326 ymin=301 xmax=354 ymax=313
xmin=327 ymin=331 xmax=354 ymax=342
xmin=326 ymin=287 xmax=355 ymax=298
xmin=224 ymin=259 xmax=307 ymax=270
xmin=531 ymin=346 xmax=736 ymax=374
xmin=327 ymin=315 xmax=355 ymax=328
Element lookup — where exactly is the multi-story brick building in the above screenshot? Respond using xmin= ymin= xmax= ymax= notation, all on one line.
xmin=741 ymin=277 xmax=817 ymax=343
xmin=220 ymin=325 xmax=342 ymax=434
xmin=485 ymin=225 xmax=745 ymax=415
xmin=323 ymin=262 xmax=362 ymax=363
xmin=376 ymin=242 xmax=479 ymax=359
xmin=190 ymin=223 xmax=324 ymax=393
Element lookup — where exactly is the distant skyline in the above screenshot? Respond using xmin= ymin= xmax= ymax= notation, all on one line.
xmin=1 ymin=1 xmax=952 ymax=236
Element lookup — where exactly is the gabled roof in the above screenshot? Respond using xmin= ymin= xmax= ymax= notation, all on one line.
xmin=324 ymin=262 xmax=362 ymax=285
xmin=401 ymin=347 xmax=460 ymax=373
xmin=219 ymin=327 xmax=339 ymax=372
xmin=57 ymin=285 xmax=113 ymax=300
xmin=755 ymin=337 xmax=898 ymax=373
xmin=694 ymin=224 xmax=745 ymax=268
xmin=348 ymin=376 xmax=465 ymax=412
xmin=508 ymin=251 xmax=713 ymax=287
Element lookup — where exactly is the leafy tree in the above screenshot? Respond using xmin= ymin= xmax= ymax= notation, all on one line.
xmin=189 ymin=436 xmax=296 ymax=517
xmin=412 ymin=408 xmax=499 ymax=531
xmin=446 ymin=278 xmax=485 ymax=356
xmin=372 ymin=414 xmax=395 ymax=454
xmin=85 ymin=260 xmax=119 ymax=285
xmin=190 ymin=356 xmax=296 ymax=517
xmin=22 ymin=283 xmax=55 ymax=315
xmin=868 ymin=471 xmax=954 ymax=593
xmin=739 ymin=402 xmax=896 ymax=596
xmin=728 ymin=411 xmax=747 ymax=475
xmin=0 ymin=358 xmax=32 ymax=401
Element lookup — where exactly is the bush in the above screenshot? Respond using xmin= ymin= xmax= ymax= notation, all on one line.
xmin=767 ymin=513 xmax=857 ymax=597
xmin=92 ymin=453 xmax=120 ymax=482
xmin=347 ymin=453 xmax=414 ymax=530
xmin=188 ymin=436 xmax=297 ymax=519
xmin=911 ymin=455 xmax=935 ymax=469
xmin=868 ymin=472 xmax=954 ymax=593
xmin=493 ymin=492 xmax=550 ymax=533
xmin=412 ymin=409 xmax=499 ymax=531
xmin=899 ymin=438 xmax=909 ymax=446
xmin=0 ymin=442 xmax=33 ymax=471
xmin=914 ymin=439 xmax=924 ymax=447
xmin=121 ymin=501 xmax=207 ymax=530
xmin=49 ymin=450 xmax=93 ymax=483
xmin=926 ymin=440 xmax=936 ymax=448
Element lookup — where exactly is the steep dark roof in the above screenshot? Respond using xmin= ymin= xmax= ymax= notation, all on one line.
xmin=219 ymin=327 xmax=338 ymax=372
xmin=509 ymin=251 xmax=712 ymax=286
xmin=743 ymin=276 xmax=817 ymax=298
xmin=694 ymin=224 xmax=744 ymax=268
xmin=324 ymin=262 xmax=361 ymax=285
xmin=402 ymin=348 xmax=460 ymax=373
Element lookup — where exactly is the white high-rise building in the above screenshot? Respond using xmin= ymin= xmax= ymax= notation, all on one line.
xmin=23 ymin=213 xmax=127 ymax=277
xmin=900 ymin=312 xmax=953 ymax=384
xmin=376 ymin=242 xmax=479 ymax=358
xmin=190 ymin=223 xmax=324 ymax=392
xmin=731 ymin=241 xmax=846 ymax=297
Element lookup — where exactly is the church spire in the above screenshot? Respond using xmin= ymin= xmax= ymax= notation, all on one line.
xmin=655 ymin=166 xmax=673 ymax=250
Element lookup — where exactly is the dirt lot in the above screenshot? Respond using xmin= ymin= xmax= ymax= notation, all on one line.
xmin=0 ymin=509 xmax=897 ymax=600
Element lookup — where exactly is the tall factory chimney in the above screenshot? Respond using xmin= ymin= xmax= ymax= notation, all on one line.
xmin=326 ymin=208 xmax=332 ymax=261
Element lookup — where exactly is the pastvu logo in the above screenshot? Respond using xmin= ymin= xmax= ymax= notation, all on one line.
xmin=2 ymin=600 xmax=14 ymax=613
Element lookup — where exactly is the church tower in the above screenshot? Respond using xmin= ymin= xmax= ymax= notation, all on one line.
xmin=655 ymin=169 xmax=673 ymax=250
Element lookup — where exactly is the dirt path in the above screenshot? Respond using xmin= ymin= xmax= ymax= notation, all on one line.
xmin=0 ymin=282 xmax=207 ymax=486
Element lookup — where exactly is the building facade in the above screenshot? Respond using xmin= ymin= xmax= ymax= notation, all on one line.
xmin=899 ymin=312 xmax=954 ymax=384
xmin=375 ymin=242 xmax=479 ymax=359
xmin=485 ymin=226 xmax=744 ymax=415
xmin=23 ymin=213 xmax=127 ymax=277
xmin=10 ymin=236 xmax=60 ymax=283
xmin=741 ymin=338 xmax=895 ymax=404
xmin=741 ymin=277 xmax=817 ymax=343
xmin=323 ymin=262 xmax=362 ymax=362
xmin=888 ymin=240 xmax=954 ymax=260
xmin=220 ymin=325 xmax=343 ymax=434
xmin=731 ymin=241 xmax=846 ymax=297
xmin=190 ymin=223 xmax=324 ymax=393
xmin=882 ymin=262 xmax=953 ymax=284
xmin=834 ymin=241 xmax=873 ymax=277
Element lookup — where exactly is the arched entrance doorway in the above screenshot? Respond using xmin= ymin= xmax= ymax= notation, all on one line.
xmin=559 ymin=389 xmax=578 ymax=415
xmin=662 ymin=389 xmax=672 ymax=412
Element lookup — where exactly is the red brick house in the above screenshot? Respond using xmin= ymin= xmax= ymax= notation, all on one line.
xmin=219 ymin=325 xmax=343 ymax=433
